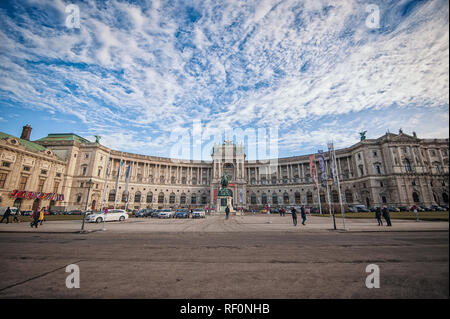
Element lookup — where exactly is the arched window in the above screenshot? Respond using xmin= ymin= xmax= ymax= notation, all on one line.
xmin=261 ymin=193 xmax=267 ymax=205
xmin=158 ymin=192 xmax=164 ymax=203
xmin=294 ymin=192 xmax=301 ymax=204
xmin=382 ymin=196 xmax=387 ymax=204
xmin=359 ymin=165 xmax=364 ymax=176
xmin=272 ymin=193 xmax=278 ymax=205
xmin=182 ymin=177 xmax=186 ymax=184
xmin=283 ymin=192 xmax=289 ymax=204
xmin=180 ymin=193 xmax=186 ymax=204
xmin=76 ymin=193 xmax=82 ymax=204
xmin=443 ymin=193 xmax=449 ymax=204
xmin=160 ymin=176 xmax=165 ymax=183
xmin=134 ymin=192 xmax=141 ymax=203
xmin=404 ymin=158 xmax=412 ymax=172
xmin=169 ymin=193 xmax=176 ymax=204
xmin=251 ymin=193 xmax=257 ymax=204
xmin=108 ymin=190 xmax=115 ymax=202
xmin=412 ymin=192 xmax=420 ymax=203
xmin=251 ymin=178 xmax=256 ymax=185
xmin=345 ymin=190 xmax=353 ymax=203
xmin=192 ymin=177 xmax=197 ymax=185
xmin=146 ymin=192 xmax=153 ymax=203
xmin=306 ymin=191 xmax=313 ymax=204
xmin=122 ymin=191 xmax=128 ymax=202
xmin=375 ymin=165 xmax=381 ymax=175
xmin=171 ymin=176 xmax=176 ymax=184
xmin=201 ymin=193 xmax=207 ymax=204
xmin=271 ymin=176 xmax=277 ymax=184
xmin=332 ymin=190 xmax=339 ymax=203
xmin=191 ymin=193 xmax=197 ymax=204
xmin=261 ymin=177 xmax=267 ymax=184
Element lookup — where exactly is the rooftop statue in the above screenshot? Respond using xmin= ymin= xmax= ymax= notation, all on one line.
xmin=94 ymin=135 xmax=101 ymax=143
xmin=359 ymin=131 xmax=367 ymax=141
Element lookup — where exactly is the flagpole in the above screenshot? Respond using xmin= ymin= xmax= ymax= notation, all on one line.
xmin=113 ymin=155 xmax=124 ymax=210
xmin=324 ymin=158 xmax=336 ymax=230
xmin=101 ymin=152 xmax=111 ymax=210
xmin=332 ymin=144 xmax=346 ymax=231
xmin=315 ymin=167 xmax=322 ymax=215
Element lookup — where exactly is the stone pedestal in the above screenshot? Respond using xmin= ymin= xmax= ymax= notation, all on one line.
xmin=217 ymin=196 xmax=234 ymax=213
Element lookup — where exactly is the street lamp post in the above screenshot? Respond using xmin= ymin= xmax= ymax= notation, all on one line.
xmin=80 ymin=178 xmax=94 ymax=233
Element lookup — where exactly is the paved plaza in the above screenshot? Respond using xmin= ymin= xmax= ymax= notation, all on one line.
xmin=0 ymin=215 xmax=448 ymax=298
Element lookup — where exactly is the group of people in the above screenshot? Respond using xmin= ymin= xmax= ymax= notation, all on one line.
xmin=0 ymin=207 xmax=20 ymax=224
xmin=289 ymin=206 xmax=307 ymax=226
xmin=30 ymin=207 xmax=46 ymax=228
xmin=374 ymin=206 xmax=392 ymax=226
xmin=0 ymin=206 xmax=47 ymax=228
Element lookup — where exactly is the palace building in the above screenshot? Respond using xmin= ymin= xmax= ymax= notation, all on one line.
xmin=0 ymin=125 xmax=448 ymax=212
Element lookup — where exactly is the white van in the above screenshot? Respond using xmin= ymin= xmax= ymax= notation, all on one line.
xmin=0 ymin=207 xmax=19 ymax=216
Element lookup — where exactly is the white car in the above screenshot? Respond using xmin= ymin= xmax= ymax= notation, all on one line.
xmin=191 ymin=209 xmax=206 ymax=218
xmin=158 ymin=209 xmax=174 ymax=218
xmin=85 ymin=209 xmax=128 ymax=223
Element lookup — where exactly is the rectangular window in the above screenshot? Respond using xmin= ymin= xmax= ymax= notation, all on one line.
xmin=0 ymin=172 xmax=7 ymax=188
xmin=53 ymin=181 xmax=59 ymax=193
xmin=2 ymin=162 xmax=10 ymax=167
xmin=19 ymin=175 xmax=28 ymax=190
xmin=23 ymin=166 xmax=31 ymax=171
xmin=56 ymin=173 xmax=61 ymax=177
xmin=38 ymin=179 xmax=45 ymax=192
xmin=41 ymin=170 xmax=47 ymax=175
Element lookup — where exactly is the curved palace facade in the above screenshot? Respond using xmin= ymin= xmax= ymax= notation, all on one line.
xmin=1 ymin=126 xmax=448 ymax=211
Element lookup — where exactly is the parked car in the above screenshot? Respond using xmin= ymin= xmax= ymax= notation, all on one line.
xmin=397 ymin=206 xmax=409 ymax=212
xmin=192 ymin=209 xmax=206 ymax=219
xmin=21 ymin=210 xmax=32 ymax=216
xmin=85 ymin=209 xmax=128 ymax=223
xmin=387 ymin=206 xmax=400 ymax=212
xmin=150 ymin=210 xmax=160 ymax=218
xmin=175 ymin=209 xmax=189 ymax=218
xmin=348 ymin=205 xmax=370 ymax=212
xmin=430 ymin=205 xmax=446 ymax=211
xmin=135 ymin=209 xmax=149 ymax=217
xmin=158 ymin=209 xmax=174 ymax=218
xmin=66 ymin=210 xmax=83 ymax=215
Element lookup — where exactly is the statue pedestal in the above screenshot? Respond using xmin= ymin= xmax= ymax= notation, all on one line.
xmin=217 ymin=196 xmax=234 ymax=214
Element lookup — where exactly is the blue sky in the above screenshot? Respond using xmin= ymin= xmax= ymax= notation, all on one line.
xmin=0 ymin=0 xmax=448 ymax=160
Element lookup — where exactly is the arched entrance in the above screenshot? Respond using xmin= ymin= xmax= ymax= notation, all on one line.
xmin=13 ymin=198 xmax=22 ymax=209
xmin=412 ymin=192 xmax=420 ymax=203
xmin=443 ymin=193 xmax=449 ymax=204
xmin=91 ymin=200 xmax=97 ymax=210
xmin=32 ymin=199 xmax=41 ymax=211
xmin=365 ymin=197 xmax=370 ymax=208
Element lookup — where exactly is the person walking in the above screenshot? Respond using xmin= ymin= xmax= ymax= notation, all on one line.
xmin=39 ymin=207 xmax=46 ymax=225
xmin=0 ymin=207 xmax=12 ymax=224
xmin=382 ymin=206 xmax=392 ymax=227
xmin=30 ymin=207 xmax=40 ymax=228
xmin=291 ymin=207 xmax=298 ymax=226
xmin=13 ymin=208 xmax=20 ymax=223
xmin=412 ymin=204 xmax=419 ymax=222
xmin=375 ymin=207 xmax=383 ymax=226
xmin=225 ymin=205 xmax=230 ymax=220
xmin=38 ymin=208 xmax=45 ymax=226
xmin=300 ymin=206 xmax=307 ymax=225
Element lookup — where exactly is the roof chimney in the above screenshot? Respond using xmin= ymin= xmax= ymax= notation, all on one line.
xmin=20 ymin=125 xmax=32 ymax=141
